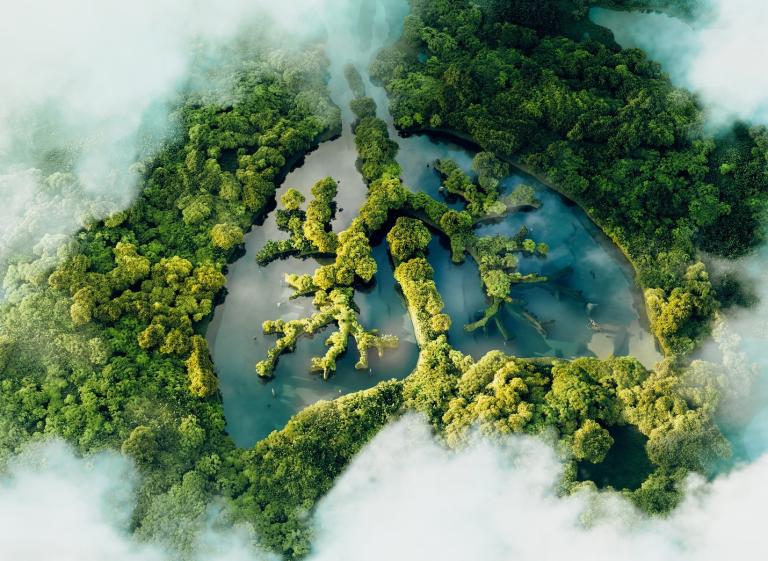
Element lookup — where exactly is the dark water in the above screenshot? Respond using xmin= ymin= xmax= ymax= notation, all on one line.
xmin=577 ymin=425 xmax=655 ymax=490
xmin=207 ymin=0 xmax=659 ymax=447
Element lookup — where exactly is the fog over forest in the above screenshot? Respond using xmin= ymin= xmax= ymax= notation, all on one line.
xmin=3 ymin=0 xmax=768 ymax=559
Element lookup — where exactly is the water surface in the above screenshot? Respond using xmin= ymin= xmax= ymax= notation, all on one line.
xmin=395 ymin=137 xmax=660 ymax=365
xmin=206 ymin=2 xmax=416 ymax=446
xmin=207 ymin=0 xmax=660 ymax=446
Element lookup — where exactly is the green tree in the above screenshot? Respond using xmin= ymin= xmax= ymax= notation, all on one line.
xmin=121 ymin=425 xmax=158 ymax=466
xmin=186 ymin=335 xmax=218 ymax=398
xmin=281 ymin=188 xmax=306 ymax=211
xmin=572 ymin=419 xmax=613 ymax=463
xmin=386 ymin=217 xmax=432 ymax=262
xmin=210 ymin=223 xmax=244 ymax=250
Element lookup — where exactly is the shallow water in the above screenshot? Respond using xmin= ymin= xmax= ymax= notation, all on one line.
xmin=397 ymin=137 xmax=660 ymax=365
xmin=207 ymin=0 xmax=660 ymax=446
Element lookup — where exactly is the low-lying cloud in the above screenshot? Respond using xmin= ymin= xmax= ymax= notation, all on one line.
xmin=701 ymin=246 xmax=768 ymax=460
xmin=12 ymin=416 xmax=768 ymax=561
xmin=0 ymin=439 xmax=277 ymax=561
xmin=0 ymin=440 xmax=162 ymax=561
xmin=0 ymin=0 xmax=389 ymax=281
xmin=591 ymin=0 xmax=768 ymax=127
xmin=0 ymin=1 xmax=238 ymax=273
xmin=5 ymin=1 xmax=768 ymax=560
xmin=309 ymin=414 xmax=768 ymax=561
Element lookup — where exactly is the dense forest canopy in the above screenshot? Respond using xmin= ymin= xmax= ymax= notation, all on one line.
xmin=0 ymin=0 xmax=762 ymax=559
xmin=372 ymin=0 xmax=768 ymax=357
xmin=0 ymin=40 xmax=344 ymax=556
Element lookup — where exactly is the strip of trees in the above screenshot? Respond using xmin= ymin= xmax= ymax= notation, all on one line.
xmin=372 ymin=0 xmax=768 ymax=356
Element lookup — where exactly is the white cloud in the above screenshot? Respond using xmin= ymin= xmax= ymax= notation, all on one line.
xmin=0 ymin=440 xmax=164 ymax=561
xmin=591 ymin=0 xmax=768 ymax=127
xmin=0 ymin=0 xmax=370 ymax=278
xmin=0 ymin=439 xmax=277 ymax=561
xmin=5 ymin=416 xmax=768 ymax=561
xmin=4 ymin=2 xmax=768 ymax=560
xmin=0 ymin=0 xmax=242 ymax=273
xmin=308 ymin=414 xmax=768 ymax=561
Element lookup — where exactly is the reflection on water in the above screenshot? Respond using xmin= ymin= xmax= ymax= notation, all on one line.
xmin=577 ymin=425 xmax=655 ymax=489
xmin=205 ymin=142 xmax=419 ymax=446
xmin=206 ymin=223 xmax=418 ymax=445
xmin=207 ymin=0 xmax=660 ymax=447
xmin=206 ymin=0 xmax=415 ymax=447
xmin=398 ymin=135 xmax=660 ymax=366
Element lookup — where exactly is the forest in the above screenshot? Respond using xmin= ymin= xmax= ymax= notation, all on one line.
xmin=0 ymin=0 xmax=760 ymax=559
xmin=371 ymin=0 xmax=768 ymax=357
xmin=0 ymin=43 xmax=344 ymax=556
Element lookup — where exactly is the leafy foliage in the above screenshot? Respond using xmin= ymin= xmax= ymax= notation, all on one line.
xmin=406 ymin=341 xmax=728 ymax=510
xmin=373 ymin=0 xmax=768 ymax=356
xmin=0 ymin=43 xmax=346 ymax=557
xmin=0 ymin=4 xmax=746 ymax=558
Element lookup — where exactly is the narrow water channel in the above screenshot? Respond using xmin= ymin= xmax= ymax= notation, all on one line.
xmin=394 ymin=134 xmax=660 ymax=365
xmin=207 ymin=0 xmax=660 ymax=446
xmin=206 ymin=1 xmax=416 ymax=446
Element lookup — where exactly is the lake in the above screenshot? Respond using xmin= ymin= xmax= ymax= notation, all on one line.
xmin=207 ymin=0 xmax=660 ymax=447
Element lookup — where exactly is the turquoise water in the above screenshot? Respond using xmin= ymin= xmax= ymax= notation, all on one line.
xmin=207 ymin=0 xmax=659 ymax=447
xmin=398 ymin=135 xmax=660 ymax=365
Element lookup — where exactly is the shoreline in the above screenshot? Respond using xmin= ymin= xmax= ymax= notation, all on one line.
xmin=209 ymin=120 xmax=663 ymax=368
xmin=409 ymin=126 xmax=661 ymax=357
xmin=202 ymin=123 xmax=342 ymax=353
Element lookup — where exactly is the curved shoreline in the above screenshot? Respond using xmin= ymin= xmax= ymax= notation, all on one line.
xmin=408 ymin=126 xmax=661 ymax=358
xmin=208 ymin=120 xmax=663 ymax=374
xmin=201 ymin=123 xmax=342 ymax=350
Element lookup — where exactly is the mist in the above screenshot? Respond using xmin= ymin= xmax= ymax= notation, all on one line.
xmin=0 ymin=439 xmax=277 ymax=561
xmin=590 ymin=0 xmax=768 ymax=127
xmin=11 ymin=416 xmax=768 ymax=561
xmin=0 ymin=440 xmax=163 ymax=561
xmin=590 ymin=0 xmax=768 ymax=455
xmin=0 ymin=0 xmax=362 ymax=282
xmin=697 ymin=245 xmax=768 ymax=463
xmin=308 ymin=414 xmax=768 ymax=561
xmin=4 ymin=1 xmax=768 ymax=560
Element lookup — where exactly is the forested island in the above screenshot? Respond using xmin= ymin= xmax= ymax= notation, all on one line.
xmin=0 ymin=1 xmax=764 ymax=559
